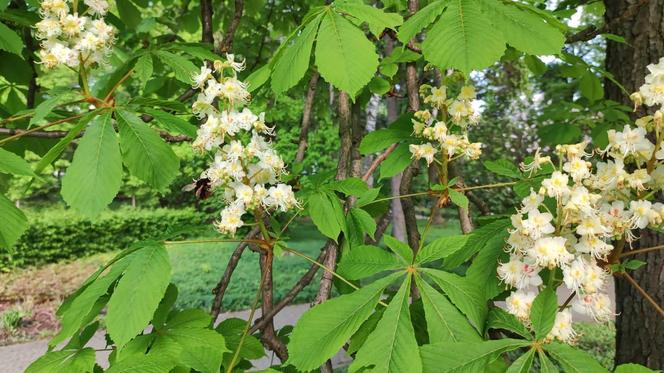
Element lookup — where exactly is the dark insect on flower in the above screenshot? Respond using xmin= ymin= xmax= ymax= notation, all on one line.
xmin=182 ymin=178 xmax=212 ymax=200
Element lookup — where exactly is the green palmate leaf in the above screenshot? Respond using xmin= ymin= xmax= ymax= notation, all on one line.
xmin=25 ymin=348 xmax=96 ymax=373
xmin=538 ymin=349 xmax=560 ymax=373
xmin=338 ymin=245 xmax=401 ymax=280
xmin=349 ymin=207 xmax=376 ymax=238
xmin=359 ymin=112 xmax=413 ymax=154
xmin=0 ymin=147 xmax=35 ymax=176
xmin=397 ymin=0 xmax=446 ymax=43
xmin=245 ymin=64 xmax=271 ymax=92
xmin=106 ymin=354 xmax=174 ymax=373
xmin=416 ymin=276 xmax=480 ymax=343
xmin=383 ymin=234 xmax=413 ymax=264
xmin=271 ymin=13 xmax=322 ymax=93
xmin=483 ymin=159 xmax=521 ymax=179
xmin=579 ymin=71 xmax=604 ymax=102
xmin=0 ymin=21 xmax=23 ymax=56
xmin=335 ymin=0 xmax=403 ymax=37
xmin=315 ymin=8 xmax=379 ymax=96
xmin=466 ymin=231 xmax=510 ymax=300
xmin=486 ymin=308 xmax=532 ymax=340
xmin=116 ymin=110 xmax=180 ymax=189
xmin=106 ymin=243 xmax=171 ymax=349
xmin=506 ymin=348 xmax=536 ymax=373
xmin=287 ymin=273 xmax=402 ymax=371
xmin=529 ymin=288 xmax=557 ymax=339
xmin=217 ymin=318 xmax=265 ymax=362
xmin=444 ymin=218 xmax=510 ymax=269
xmin=379 ymin=143 xmax=412 ymax=179
xmin=142 ymin=108 xmax=197 ymax=138
xmin=308 ymin=191 xmax=345 ymax=241
xmin=483 ymin=1 xmax=564 ymax=56
xmin=30 ymin=91 xmax=78 ymax=126
xmin=420 ymin=339 xmax=530 ymax=373
xmin=61 ymin=112 xmax=123 ymax=217
xmin=448 ymin=188 xmax=469 ymax=209
xmin=116 ymin=0 xmax=141 ymax=28
xmin=416 ymin=235 xmax=468 ymax=264
xmin=525 ymin=55 xmax=547 ymax=75
xmin=327 ymin=177 xmax=369 ymax=195
xmin=544 ymin=342 xmax=609 ymax=373
xmin=615 ymin=364 xmax=658 ymax=373
xmin=0 ymin=193 xmax=27 ymax=247
xmin=423 ymin=268 xmax=486 ymax=332
xmin=152 ymin=310 xmax=227 ymax=373
xmin=50 ymin=260 xmax=128 ymax=348
xmin=152 ymin=284 xmax=178 ymax=329
xmin=134 ymin=53 xmax=153 ymax=89
xmin=350 ymin=276 xmax=421 ymax=373
xmin=155 ymin=51 xmax=198 ymax=84
xmin=422 ymin=0 xmax=504 ymax=74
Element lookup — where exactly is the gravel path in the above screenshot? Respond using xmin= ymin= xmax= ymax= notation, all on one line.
xmin=0 ymin=280 xmax=615 ymax=372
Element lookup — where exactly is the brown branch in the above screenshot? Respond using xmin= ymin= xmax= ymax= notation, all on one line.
xmin=620 ymin=244 xmax=664 ymax=258
xmin=258 ymin=250 xmax=289 ymax=362
xmin=201 ymin=0 xmax=214 ymax=44
xmin=0 ymin=114 xmax=85 ymax=146
xmin=565 ymin=0 xmax=648 ymax=43
xmin=622 ymin=272 xmax=664 ymax=316
xmin=559 ymin=291 xmax=576 ymax=311
xmin=362 ymin=143 xmax=398 ymax=181
xmin=218 ymin=0 xmax=245 ymax=54
xmin=23 ymin=28 xmax=39 ymax=108
xmin=466 ymin=190 xmax=490 ymax=215
xmin=210 ymin=226 xmax=260 ymax=320
xmin=249 ymin=248 xmax=326 ymax=334
xmin=0 ymin=127 xmax=190 ymax=143
xmin=295 ymin=72 xmax=320 ymax=163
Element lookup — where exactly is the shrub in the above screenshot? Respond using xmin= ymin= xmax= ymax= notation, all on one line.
xmin=1 ymin=208 xmax=208 ymax=269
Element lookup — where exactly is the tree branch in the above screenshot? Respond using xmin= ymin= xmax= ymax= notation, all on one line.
xmin=258 ymin=250 xmax=289 ymax=362
xmin=249 ymin=249 xmax=326 ymax=334
xmin=201 ymin=0 xmax=214 ymax=44
xmin=295 ymin=72 xmax=320 ymax=162
xmin=0 ymin=127 xmax=191 ymax=143
xmin=565 ymin=0 xmax=648 ymax=43
xmin=217 ymin=0 xmax=245 ymax=54
xmin=210 ymin=226 xmax=260 ymax=320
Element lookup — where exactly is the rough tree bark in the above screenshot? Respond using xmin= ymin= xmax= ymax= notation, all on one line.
xmin=604 ymin=0 xmax=664 ymax=367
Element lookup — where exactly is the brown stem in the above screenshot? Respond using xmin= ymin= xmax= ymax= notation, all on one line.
xmin=362 ymin=143 xmax=398 ymax=181
xmin=295 ymin=72 xmax=320 ymax=163
xmin=466 ymin=190 xmax=490 ymax=215
xmin=249 ymin=249 xmax=326 ymax=334
xmin=622 ymin=272 xmax=664 ymax=316
xmin=620 ymin=244 xmax=664 ymax=258
xmin=0 ymin=113 xmax=85 ymax=146
xmin=23 ymin=28 xmax=39 ymax=108
xmin=565 ymin=0 xmax=647 ymax=43
xmin=218 ymin=0 xmax=245 ymax=54
xmin=200 ymin=0 xmax=214 ymax=44
xmin=0 ymin=127 xmax=190 ymax=143
xmin=314 ymin=91 xmax=353 ymax=306
xmin=103 ymin=68 xmax=134 ymax=102
xmin=210 ymin=226 xmax=260 ymax=320
xmin=559 ymin=291 xmax=576 ymax=311
xmin=259 ymin=250 xmax=289 ymax=361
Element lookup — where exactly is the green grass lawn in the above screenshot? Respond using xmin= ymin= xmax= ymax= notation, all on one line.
xmin=169 ymin=219 xmax=461 ymax=311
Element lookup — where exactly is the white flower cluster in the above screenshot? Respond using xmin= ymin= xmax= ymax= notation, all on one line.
xmin=35 ymin=0 xmax=115 ymax=69
xmin=191 ymin=56 xmax=298 ymax=235
xmin=499 ymin=60 xmax=664 ymax=344
xmin=409 ymin=85 xmax=482 ymax=165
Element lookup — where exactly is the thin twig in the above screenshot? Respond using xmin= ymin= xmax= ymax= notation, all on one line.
xmin=622 ymin=272 xmax=664 ymax=316
xmin=362 ymin=143 xmax=398 ymax=181
xmin=0 ymin=113 xmax=85 ymax=146
xmin=249 ymin=249 xmax=326 ymax=334
xmin=620 ymin=244 xmax=664 ymax=258
xmin=226 ymin=257 xmax=270 ymax=373
xmin=559 ymin=291 xmax=576 ymax=311
xmin=217 ymin=0 xmax=245 ymax=53
xmin=210 ymin=227 xmax=261 ymax=319
xmin=103 ymin=68 xmax=134 ymax=102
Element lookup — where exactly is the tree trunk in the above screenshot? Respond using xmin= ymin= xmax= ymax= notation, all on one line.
xmin=605 ymin=0 xmax=664 ymax=368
